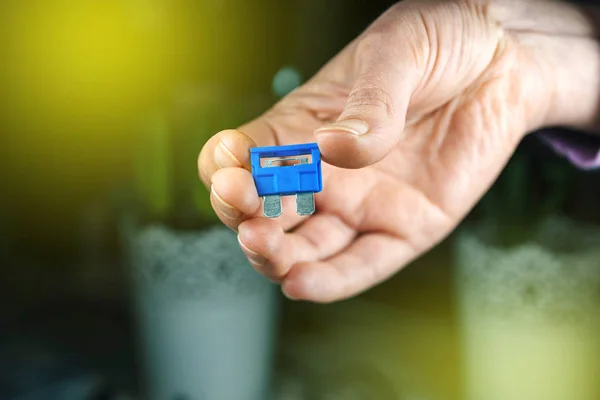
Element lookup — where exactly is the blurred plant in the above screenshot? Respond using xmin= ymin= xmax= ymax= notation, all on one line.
xmin=134 ymin=110 xmax=172 ymax=222
xmin=132 ymin=84 xmax=273 ymax=230
xmin=473 ymin=140 xmax=578 ymax=247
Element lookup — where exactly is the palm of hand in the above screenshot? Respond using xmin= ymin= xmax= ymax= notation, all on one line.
xmin=199 ymin=0 xmax=559 ymax=302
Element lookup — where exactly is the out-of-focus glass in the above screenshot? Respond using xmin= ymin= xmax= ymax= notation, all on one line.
xmin=455 ymin=217 xmax=600 ymax=400
xmin=122 ymin=220 xmax=279 ymax=400
xmin=119 ymin=84 xmax=279 ymax=400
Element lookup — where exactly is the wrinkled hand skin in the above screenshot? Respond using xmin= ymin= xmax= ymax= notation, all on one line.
xmin=198 ymin=0 xmax=600 ymax=303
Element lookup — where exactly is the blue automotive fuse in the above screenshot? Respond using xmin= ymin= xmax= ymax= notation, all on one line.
xmin=250 ymin=143 xmax=322 ymax=218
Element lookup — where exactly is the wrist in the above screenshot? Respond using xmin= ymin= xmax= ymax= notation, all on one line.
xmin=539 ymin=2 xmax=600 ymax=134
xmin=490 ymin=0 xmax=600 ymax=135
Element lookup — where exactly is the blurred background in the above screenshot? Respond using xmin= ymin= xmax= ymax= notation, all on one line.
xmin=1 ymin=1 xmax=600 ymax=399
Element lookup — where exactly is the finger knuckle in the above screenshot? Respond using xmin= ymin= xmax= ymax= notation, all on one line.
xmin=355 ymin=29 xmax=390 ymax=58
xmin=346 ymin=85 xmax=395 ymax=118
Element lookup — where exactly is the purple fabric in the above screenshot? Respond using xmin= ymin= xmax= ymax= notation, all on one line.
xmin=539 ymin=131 xmax=600 ymax=170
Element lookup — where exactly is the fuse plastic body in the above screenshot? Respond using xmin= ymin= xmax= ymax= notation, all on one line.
xmin=250 ymin=143 xmax=322 ymax=217
xmin=250 ymin=143 xmax=322 ymax=197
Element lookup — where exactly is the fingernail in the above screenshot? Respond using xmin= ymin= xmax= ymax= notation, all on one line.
xmin=282 ymin=289 xmax=298 ymax=301
xmin=214 ymin=141 xmax=242 ymax=168
xmin=211 ymin=186 xmax=242 ymax=220
xmin=315 ymin=118 xmax=369 ymax=135
xmin=237 ymin=234 xmax=267 ymax=266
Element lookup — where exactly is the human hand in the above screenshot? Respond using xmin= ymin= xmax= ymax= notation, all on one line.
xmin=198 ymin=0 xmax=600 ymax=302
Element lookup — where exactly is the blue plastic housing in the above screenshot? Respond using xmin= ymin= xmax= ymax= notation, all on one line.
xmin=250 ymin=143 xmax=323 ymax=197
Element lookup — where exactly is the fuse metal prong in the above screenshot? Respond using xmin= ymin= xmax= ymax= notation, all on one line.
xmin=263 ymin=195 xmax=282 ymax=218
xmin=296 ymin=192 xmax=315 ymax=215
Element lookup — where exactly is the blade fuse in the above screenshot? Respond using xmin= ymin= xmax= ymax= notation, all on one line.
xmin=250 ymin=143 xmax=323 ymax=218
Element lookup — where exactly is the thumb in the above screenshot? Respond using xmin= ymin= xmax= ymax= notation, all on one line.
xmin=312 ymin=0 xmax=503 ymax=169
xmin=314 ymin=51 xmax=416 ymax=169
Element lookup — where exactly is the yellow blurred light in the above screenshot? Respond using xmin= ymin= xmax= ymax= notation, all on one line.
xmin=4 ymin=0 xmax=189 ymax=120
xmin=1 ymin=0 xmax=202 ymax=212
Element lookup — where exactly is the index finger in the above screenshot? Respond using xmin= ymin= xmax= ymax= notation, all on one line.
xmin=198 ymin=128 xmax=257 ymax=187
